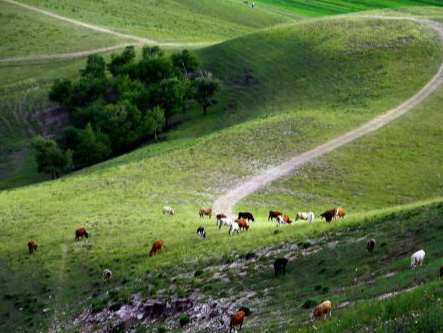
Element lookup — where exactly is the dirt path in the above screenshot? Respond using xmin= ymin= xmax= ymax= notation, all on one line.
xmin=2 ymin=0 xmax=209 ymax=48
xmin=0 ymin=44 xmax=133 ymax=63
xmin=214 ymin=17 xmax=443 ymax=217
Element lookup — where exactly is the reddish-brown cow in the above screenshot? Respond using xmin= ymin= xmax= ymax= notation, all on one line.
xmin=75 ymin=227 xmax=89 ymax=241
xmin=230 ymin=310 xmax=246 ymax=332
xmin=199 ymin=208 xmax=212 ymax=218
xmin=149 ymin=239 xmax=164 ymax=257
xmin=27 ymin=241 xmax=38 ymax=255
xmin=268 ymin=210 xmax=282 ymax=221
xmin=236 ymin=218 xmax=249 ymax=231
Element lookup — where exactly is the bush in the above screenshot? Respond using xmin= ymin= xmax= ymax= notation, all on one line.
xmin=179 ymin=315 xmax=190 ymax=327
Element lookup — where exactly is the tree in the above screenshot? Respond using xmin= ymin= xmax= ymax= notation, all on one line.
xmin=144 ymin=106 xmax=165 ymax=141
xmin=193 ymin=78 xmax=220 ymax=115
xmin=80 ymin=55 xmax=106 ymax=79
xmin=150 ymin=78 xmax=185 ymax=128
xmin=142 ymin=45 xmax=164 ymax=59
xmin=49 ymin=79 xmax=72 ymax=105
xmin=73 ymin=124 xmax=111 ymax=168
xmin=58 ymin=126 xmax=80 ymax=151
xmin=171 ymin=49 xmax=200 ymax=77
xmin=31 ymin=136 xmax=72 ymax=179
xmin=131 ymin=56 xmax=174 ymax=85
xmin=108 ymin=46 xmax=136 ymax=77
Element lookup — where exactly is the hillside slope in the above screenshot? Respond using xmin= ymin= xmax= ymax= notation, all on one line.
xmin=16 ymin=0 xmax=292 ymax=42
xmin=0 ymin=15 xmax=442 ymax=331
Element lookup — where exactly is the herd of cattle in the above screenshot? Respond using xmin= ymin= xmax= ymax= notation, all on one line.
xmin=25 ymin=205 xmax=443 ymax=331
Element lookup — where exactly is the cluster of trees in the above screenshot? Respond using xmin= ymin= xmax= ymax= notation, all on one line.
xmin=32 ymin=46 xmax=220 ymax=178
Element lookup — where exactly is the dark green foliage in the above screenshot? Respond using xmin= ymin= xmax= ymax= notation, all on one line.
xmin=30 ymin=136 xmax=72 ymax=179
xmin=193 ymin=77 xmax=220 ymax=115
xmin=171 ymin=49 xmax=200 ymax=76
xmin=142 ymin=45 xmax=164 ymax=59
xmin=73 ymin=124 xmax=111 ymax=168
xmin=80 ymin=55 xmax=106 ymax=79
xmin=108 ymin=46 xmax=136 ymax=76
xmin=45 ymin=46 xmax=216 ymax=170
xmin=301 ymin=299 xmax=317 ymax=309
xmin=179 ymin=315 xmax=190 ymax=327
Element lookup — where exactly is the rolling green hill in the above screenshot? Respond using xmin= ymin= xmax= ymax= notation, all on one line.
xmin=256 ymin=0 xmax=443 ymax=16
xmin=1 ymin=12 xmax=443 ymax=331
xmin=16 ymin=0 xmax=292 ymax=42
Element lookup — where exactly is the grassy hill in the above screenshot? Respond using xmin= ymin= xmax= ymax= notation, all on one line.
xmin=17 ymin=0 xmax=292 ymax=42
xmin=256 ymin=0 xmax=443 ymax=16
xmin=1 ymin=12 xmax=443 ymax=331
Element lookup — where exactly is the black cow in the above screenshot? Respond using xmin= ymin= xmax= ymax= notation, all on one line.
xmin=273 ymin=258 xmax=288 ymax=277
xmin=238 ymin=212 xmax=255 ymax=222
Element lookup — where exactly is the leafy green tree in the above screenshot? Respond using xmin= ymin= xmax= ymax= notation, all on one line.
xmin=193 ymin=78 xmax=220 ymax=115
xmin=73 ymin=124 xmax=111 ymax=168
xmin=150 ymin=78 xmax=185 ymax=127
xmin=142 ymin=45 xmax=164 ymax=59
xmin=144 ymin=106 xmax=165 ymax=141
xmin=49 ymin=79 xmax=72 ymax=105
xmin=171 ymin=49 xmax=200 ymax=76
xmin=108 ymin=46 xmax=136 ymax=77
xmin=58 ymin=126 xmax=80 ymax=151
xmin=131 ymin=56 xmax=174 ymax=85
xmin=80 ymin=55 xmax=106 ymax=79
xmin=31 ymin=136 xmax=72 ymax=179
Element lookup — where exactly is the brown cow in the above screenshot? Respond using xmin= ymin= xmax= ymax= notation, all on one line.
xmin=216 ymin=213 xmax=227 ymax=220
xmin=149 ymin=239 xmax=164 ymax=257
xmin=268 ymin=210 xmax=282 ymax=221
xmin=236 ymin=218 xmax=249 ymax=231
xmin=27 ymin=241 xmax=38 ymax=255
xmin=334 ymin=207 xmax=345 ymax=219
xmin=75 ymin=227 xmax=89 ymax=241
xmin=320 ymin=210 xmax=335 ymax=223
xmin=367 ymin=239 xmax=376 ymax=255
xmin=230 ymin=310 xmax=245 ymax=332
xmin=311 ymin=300 xmax=332 ymax=321
xmin=199 ymin=208 xmax=212 ymax=218
xmin=439 ymin=264 xmax=443 ymax=279
xmin=281 ymin=214 xmax=291 ymax=224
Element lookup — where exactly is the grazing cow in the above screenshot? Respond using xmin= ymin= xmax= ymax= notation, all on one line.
xmin=274 ymin=258 xmax=288 ymax=277
xmin=295 ymin=212 xmax=308 ymax=221
xmin=320 ymin=210 xmax=335 ymax=223
xmin=27 ymin=241 xmax=38 ymax=255
xmin=218 ymin=217 xmax=232 ymax=230
xmin=307 ymin=212 xmax=315 ymax=224
xmin=311 ymin=300 xmax=332 ymax=321
xmin=197 ymin=226 xmax=206 ymax=239
xmin=75 ymin=227 xmax=89 ymax=241
xmin=333 ymin=207 xmax=345 ymax=219
xmin=366 ymin=239 xmax=376 ymax=255
xmin=439 ymin=264 xmax=443 ymax=279
xmin=199 ymin=208 xmax=212 ymax=218
xmin=268 ymin=210 xmax=282 ymax=222
xmin=229 ymin=222 xmax=240 ymax=236
xmin=163 ymin=206 xmax=174 ymax=216
xmin=103 ymin=269 xmax=112 ymax=282
xmin=216 ymin=213 xmax=227 ymax=220
xmin=243 ymin=0 xmax=249 ymax=5
xmin=236 ymin=219 xmax=249 ymax=231
xmin=238 ymin=212 xmax=255 ymax=222
xmin=230 ymin=310 xmax=246 ymax=332
xmin=411 ymin=249 xmax=425 ymax=269
xmin=149 ymin=239 xmax=164 ymax=257
xmin=276 ymin=214 xmax=291 ymax=227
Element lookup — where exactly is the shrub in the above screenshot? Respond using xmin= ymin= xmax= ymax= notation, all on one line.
xmin=179 ymin=315 xmax=190 ymax=327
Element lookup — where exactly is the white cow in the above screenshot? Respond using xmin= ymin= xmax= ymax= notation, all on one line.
xmin=295 ymin=212 xmax=308 ymax=221
xmin=276 ymin=215 xmax=285 ymax=227
xmin=163 ymin=206 xmax=175 ymax=216
xmin=307 ymin=212 xmax=315 ymax=224
xmin=229 ymin=222 xmax=239 ymax=236
xmin=217 ymin=217 xmax=232 ymax=230
xmin=103 ymin=269 xmax=112 ymax=282
xmin=411 ymin=249 xmax=425 ymax=269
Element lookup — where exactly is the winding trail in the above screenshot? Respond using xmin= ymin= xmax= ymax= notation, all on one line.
xmin=1 ymin=0 xmax=210 ymax=63
xmin=0 ymin=44 xmax=133 ymax=63
xmin=213 ymin=17 xmax=443 ymax=218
